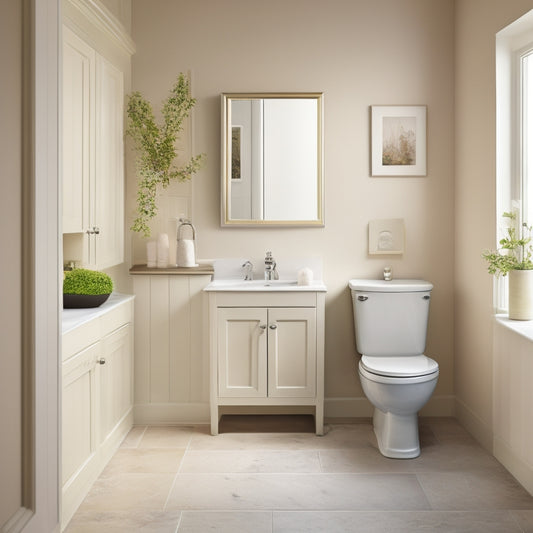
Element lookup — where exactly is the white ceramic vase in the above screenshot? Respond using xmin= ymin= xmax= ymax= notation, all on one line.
xmin=508 ymin=269 xmax=533 ymax=320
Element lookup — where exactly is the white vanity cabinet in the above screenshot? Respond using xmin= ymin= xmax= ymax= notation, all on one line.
xmin=207 ymin=289 xmax=326 ymax=435
xmin=61 ymin=294 xmax=134 ymax=529
xmin=129 ymin=265 xmax=215 ymax=425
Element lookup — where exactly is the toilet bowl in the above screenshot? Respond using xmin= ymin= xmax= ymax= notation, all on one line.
xmin=349 ymin=279 xmax=439 ymax=459
xmin=359 ymin=356 xmax=438 ymax=458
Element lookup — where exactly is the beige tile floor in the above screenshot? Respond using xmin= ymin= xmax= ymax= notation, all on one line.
xmin=65 ymin=416 xmax=533 ymax=532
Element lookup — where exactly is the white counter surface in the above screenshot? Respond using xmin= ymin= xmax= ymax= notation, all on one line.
xmin=204 ymin=279 xmax=327 ymax=292
xmin=62 ymin=292 xmax=134 ymax=335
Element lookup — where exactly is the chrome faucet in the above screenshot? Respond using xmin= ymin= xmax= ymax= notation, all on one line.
xmin=242 ymin=260 xmax=254 ymax=281
xmin=264 ymin=251 xmax=279 ymax=281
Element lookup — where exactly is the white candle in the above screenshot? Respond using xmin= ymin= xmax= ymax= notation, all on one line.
xmin=157 ymin=233 xmax=169 ymax=268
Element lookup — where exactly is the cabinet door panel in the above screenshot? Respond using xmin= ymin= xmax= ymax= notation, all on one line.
xmin=218 ymin=308 xmax=267 ymax=397
xmin=62 ymin=343 xmax=99 ymax=485
xmin=268 ymin=307 xmax=316 ymax=398
xmin=99 ymin=324 xmax=132 ymax=445
xmin=93 ymin=55 xmax=124 ymax=269
xmin=62 ymin=26 xmax=94 ymax=234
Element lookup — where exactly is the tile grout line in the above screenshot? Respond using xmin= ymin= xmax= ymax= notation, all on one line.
xmin=163 ymin=428 xmax=195 ymax=512
xmin=173 ymin=510 xmax=183 ymax=533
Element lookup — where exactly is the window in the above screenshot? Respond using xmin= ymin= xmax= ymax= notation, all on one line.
xmin=522 ymin=49 xmax=533 ymax=227
xmin=495 ymin=10 xmax=533 ymax=312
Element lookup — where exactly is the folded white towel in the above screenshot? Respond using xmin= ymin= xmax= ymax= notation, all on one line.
xmin=146 ymin=240 xmax=157 ymax=268
xmin=297 ymin=267 xmax=313 ymax=286
xmin=177 ymin=239 xmax=196 ymax=267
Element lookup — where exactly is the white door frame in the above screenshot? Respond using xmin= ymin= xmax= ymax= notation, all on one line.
xmin=3 ymin=0 xmax=61 ymax=531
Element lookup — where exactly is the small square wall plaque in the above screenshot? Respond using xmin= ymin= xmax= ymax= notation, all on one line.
xmin=368 ymin=219 xmax=405 ymax=255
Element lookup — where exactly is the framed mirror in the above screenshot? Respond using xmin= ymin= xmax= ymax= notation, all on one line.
xmin=221 ymin=93 xmax=324 ymax=226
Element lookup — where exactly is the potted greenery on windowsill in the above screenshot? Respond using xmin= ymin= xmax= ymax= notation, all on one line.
xmin=482 ymin=211 xmax=533 ymax=320
xmin=127 ymin=73 xmax=205 ymax=238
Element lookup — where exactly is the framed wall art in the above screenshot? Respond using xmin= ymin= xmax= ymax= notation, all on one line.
xmin=371 ymin=105 xmax=427 ymax=176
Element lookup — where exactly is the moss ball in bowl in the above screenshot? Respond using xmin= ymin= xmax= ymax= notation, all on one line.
xmin=63 ymin=268 xmax=114 ymax=308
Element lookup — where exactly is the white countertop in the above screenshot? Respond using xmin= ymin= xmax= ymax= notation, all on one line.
xmin=204 ymin=279 xmax=327 ymax=292
xmin=62 ymin=292 xmax=134 ymax=335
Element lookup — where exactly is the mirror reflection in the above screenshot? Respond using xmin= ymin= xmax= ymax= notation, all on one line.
xmin=221 ymin=93 xmax=324 ymax=226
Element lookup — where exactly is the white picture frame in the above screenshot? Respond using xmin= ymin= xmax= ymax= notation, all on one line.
xmin=371 ymin=105 xmax=427 ymax=176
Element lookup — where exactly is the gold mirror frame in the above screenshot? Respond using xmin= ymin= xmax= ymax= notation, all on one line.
xmin=221 ymin=92 xmax=324 ymax=227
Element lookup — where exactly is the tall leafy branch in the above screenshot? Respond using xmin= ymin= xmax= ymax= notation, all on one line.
xmin=126 ymin=74 xmax=205 ymax=236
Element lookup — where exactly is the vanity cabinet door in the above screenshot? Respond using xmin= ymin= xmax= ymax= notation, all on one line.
xmin=62 ymin=342 xmax=99 ymax=491
xmin=267 ymin=307 xmax=316 ymax=398
xmin=217 ymin=308 xmax=268 ymax=398
xmin=98 ymin=323 xmax=133 ymax=445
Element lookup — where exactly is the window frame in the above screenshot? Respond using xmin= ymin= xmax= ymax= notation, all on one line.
xmin=495 ymin=12 xmax=533 ymax=313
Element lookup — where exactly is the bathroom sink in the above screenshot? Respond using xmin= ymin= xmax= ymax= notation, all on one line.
xmin=204 ymin=279 xmax=327 ymax=292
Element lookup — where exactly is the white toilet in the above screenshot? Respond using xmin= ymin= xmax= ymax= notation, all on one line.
xmin=349 ymin=279 xmax=439 ymax=459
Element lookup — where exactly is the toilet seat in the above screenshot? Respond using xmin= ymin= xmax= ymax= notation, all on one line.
xmin=360 ymin=354 xmax=438 ymax=378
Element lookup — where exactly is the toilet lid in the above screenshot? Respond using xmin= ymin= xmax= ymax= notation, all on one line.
xmin=360 ymin=355 xmax=438 ymax=378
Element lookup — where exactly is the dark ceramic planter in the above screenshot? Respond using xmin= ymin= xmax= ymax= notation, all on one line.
xmin=63 ymin=293 xmax=111 ymax=309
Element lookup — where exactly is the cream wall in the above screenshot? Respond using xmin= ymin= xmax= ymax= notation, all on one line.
xmin=130 ymin=0 xmax=455 ymax=413
xmin=454 ymin=0 xmax=533 ymax=449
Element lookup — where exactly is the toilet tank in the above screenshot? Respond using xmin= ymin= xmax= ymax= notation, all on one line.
xmin=349 ymin=279 xmax=433 ymax=356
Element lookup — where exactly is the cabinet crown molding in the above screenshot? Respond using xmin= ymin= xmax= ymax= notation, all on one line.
xmin=64 ymin=0 xmax=136 ymax=55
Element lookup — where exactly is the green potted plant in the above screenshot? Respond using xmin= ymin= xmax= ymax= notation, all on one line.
xmin=63 ymin=268 xmax=114 ymax=309
xmin=482 ymin=211 xmax=533 ymax=320
xmin=126 ymin=73 xmax=205 ymax=237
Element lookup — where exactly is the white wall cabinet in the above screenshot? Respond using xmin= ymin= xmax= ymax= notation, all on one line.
xmin=61 ymin=295 xmax=134 ymax=530
xmin=208 ymin=291 xmax=325 ymax=435
xmin=62 ymin=24 xmax=125 ymax=269
xmin=62 ymin=26 xmax=94 ymax=235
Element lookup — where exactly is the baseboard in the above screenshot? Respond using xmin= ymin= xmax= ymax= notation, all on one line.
xmin=454 ymin=396 xmax=493 ymax=452
xmin=324 ymin=395 xmax=455 ymax=420
xmin=419 ymin=395 xmax=456 ymax=417
xmin=134 ymin=397 xmax=456 ymax=425
xmin=324 ymin=397 xmax=373 ymax=418
xmin=134 ymin=402 xmax=210 ymax=425
xmin=494 ymin=436 xmax=533 ymax=496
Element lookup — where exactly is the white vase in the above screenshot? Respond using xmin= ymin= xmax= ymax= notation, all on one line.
xmin=508 ymin=269 xmax=533 ymax=320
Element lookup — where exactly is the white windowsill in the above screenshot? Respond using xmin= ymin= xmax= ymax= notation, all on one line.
xmin=495 ymin=314 xmax=533 ymax=342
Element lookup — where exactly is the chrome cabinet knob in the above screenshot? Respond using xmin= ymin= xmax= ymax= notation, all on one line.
xmin=98 ymin=358 xmax=106 ymax=365
xmin=269 ymin=324 xmax=277 ymax=330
